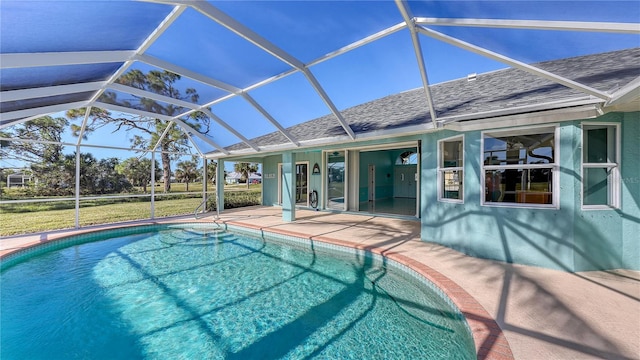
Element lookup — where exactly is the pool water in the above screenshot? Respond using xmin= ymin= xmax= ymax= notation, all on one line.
xmin=1 ymin=227 xmax=475 ymax=359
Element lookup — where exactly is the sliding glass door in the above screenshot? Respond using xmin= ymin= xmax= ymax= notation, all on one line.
xmin=295 ymin=163 xmax=308 ymax=205
xmin=326 ymin=151 xmax=345 ymax=210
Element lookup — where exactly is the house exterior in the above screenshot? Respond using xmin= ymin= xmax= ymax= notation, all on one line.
xmin=225 ymin=171 xmax=262 ymax=185
xmin=225 ymin=171 xmax=243 ymax=184
xmin=6 ymin=171 xmax=32 ymax=188
xmin=211 ymin=48 xmax=640 ymax=272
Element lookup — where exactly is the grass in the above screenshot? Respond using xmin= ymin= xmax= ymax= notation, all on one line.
xmin=0 ymin=184 xmax=262 ymax=236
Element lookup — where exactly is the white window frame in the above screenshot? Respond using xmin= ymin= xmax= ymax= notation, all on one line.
xmin=581 ymin=122 xmax=620 ymax=210
xmin=437 ymin=135 xmax=464 ymax=203
xmin=481 ymin=125 xmax=560 ymax=209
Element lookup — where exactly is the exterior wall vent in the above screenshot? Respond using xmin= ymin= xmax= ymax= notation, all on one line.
xmin=467 ymin=73 xmax=477 ymax=82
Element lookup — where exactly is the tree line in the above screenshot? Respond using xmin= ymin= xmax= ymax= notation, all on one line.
xmin=0 ymin=134 xmax=211 ymax=197
xmin=1 ymin=69 xmax=261 ymax=197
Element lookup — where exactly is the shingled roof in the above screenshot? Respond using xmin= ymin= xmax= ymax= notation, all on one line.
xmin=225 ymin=47 xmax=639 ymax=152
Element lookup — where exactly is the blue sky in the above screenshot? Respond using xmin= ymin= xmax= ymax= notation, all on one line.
xmin=2 ymin=0 xmax=639 ymax=171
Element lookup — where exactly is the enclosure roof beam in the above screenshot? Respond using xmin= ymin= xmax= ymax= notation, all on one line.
xmin=187 ymin=0 xmax=305 ymax=69
xmin=1 ymin=82 xmax=106 ymax=102
xmin=183 ymin=131 xmax=204 ymax=156
xmin=107 ymin=83 xmax=201 ymax=110
xmin=136 ymin=53 xmax=242 ymax=94
xmin=0 ymin=113 xmax=53 ymax=130
xmin=117 ymin=84 xmax=266 ymax=152
xmin=152 ymin=120 xmax=175 ymax=152
xmin=416 ymin=26 xmax=611 ymax=101
xmin=0 ymin=101 xmax=89 ymax=124
xmin=240 ymin=93 xmax=300 ymax=147
xmin=395 ymin=0 xmax=438 ymax=126
xmin=414 ymin=17 xmax=640 ymax=34
xmin=173 ymin=118 xmax=229 ymax=155
xmin=300 ymin=69 xmax=356 ymax=139
xmin=93 ymin=101 xmax=173 ymax=121
xmin=306 ymin=23 xmax=407 ymax=67
xmin=87 ymin=6 xmax=187 ymax=107
xmin=0 ymin=51 xmax=134 ymax=69
xmin=157 ymin=0 xmax=356 ymax=141
xmin=201 ymin=108 xmax=260 ymax=152
xmin=76 ymin=106 xmax=93 ymax=146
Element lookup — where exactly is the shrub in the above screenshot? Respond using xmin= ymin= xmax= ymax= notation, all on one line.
xmin=207 ymin=189 xmax=261 ymax=210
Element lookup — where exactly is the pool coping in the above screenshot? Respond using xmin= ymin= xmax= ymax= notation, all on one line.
xmin=0 ymin=218 xmax=514 ymax=360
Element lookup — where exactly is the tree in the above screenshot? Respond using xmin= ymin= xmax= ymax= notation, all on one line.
xmin=234 ymin=162 xmax=259 ymax=189
xmin=0 ymin=116 xmax=68 ymax=164
xmin=2 ymin=116 xmax=133 ymax=196
xmin=115 ymin=157 xmax=160 ymax=193
xmin=66 ymin=70 xmax=209 ymax=193
xmin=24 ymin=151 xmax=130 ymax=196
xmin=207 ymin=160 xmax=217 ymax=185
xmin=175 ymin=160 xmax=199 ymax=191
xmin=63 ymin=154 xmax=130 ymax=195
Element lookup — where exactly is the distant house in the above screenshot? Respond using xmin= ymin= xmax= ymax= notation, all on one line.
xmin=225 ymin=171 xmax=242 ymax=184
xmin=248 ymin=173 xmax=262 ymax=184
xmin=225 ymin=172 xmax=262 ymax=185
xmin=6 ymin=172 xmax=32 ymax=188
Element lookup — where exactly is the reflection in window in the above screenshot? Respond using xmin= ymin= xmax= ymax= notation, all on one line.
xmin=327 ymin=151 xmax=345 ymax=210
xmin=582 ymin=124 xmax=619 ymax=208
xmin=396 ymin=151 xmax=418 ymax=165
xmin=438 ymin=137 xmax=463 ymax=202
xmin=482 ymin=127 xmax=556 ymax=206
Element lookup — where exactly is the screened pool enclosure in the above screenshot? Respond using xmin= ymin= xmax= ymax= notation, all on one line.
xmin=1 ymin=1 xmax=638 ymax=234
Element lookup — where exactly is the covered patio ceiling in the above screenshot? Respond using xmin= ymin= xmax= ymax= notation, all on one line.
xmin=1 ymin=0 xmax=639 ymax=160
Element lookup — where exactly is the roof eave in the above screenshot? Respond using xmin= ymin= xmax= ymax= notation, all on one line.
xmin=206 ymin=97 xmax=606 ymax=160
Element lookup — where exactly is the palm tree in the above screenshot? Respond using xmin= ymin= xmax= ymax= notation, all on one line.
xmin=234 ymin=162 xmax=259 ymax=189
xmin=175 ymin=160 xmax=199 ymax=191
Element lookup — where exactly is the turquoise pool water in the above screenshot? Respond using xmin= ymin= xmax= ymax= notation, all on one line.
xmin=1 ymin=226 xmax=475 ymax=359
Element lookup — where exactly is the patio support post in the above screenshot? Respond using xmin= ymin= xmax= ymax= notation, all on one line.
xmin=75 ymin=146 xmax=80 ymax=229
xmin=202 ymin=156 xmax=207 ymax=213
xmin=282 ymin=151 xmax=296 ymax=222
xmin=151 ymin=151 xmax=156 ymax=219
xmin=216 ymin=159 xmax=225 ymax=214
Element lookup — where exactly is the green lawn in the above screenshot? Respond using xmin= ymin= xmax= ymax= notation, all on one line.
xmin=0 ymin=198 xmax=201 ymax=236
xmin=0 ymin=185 xmax=262 ymax=236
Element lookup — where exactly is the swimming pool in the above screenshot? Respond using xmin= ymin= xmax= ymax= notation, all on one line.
xmin=1 ymin=224 xmax=475 ymax=359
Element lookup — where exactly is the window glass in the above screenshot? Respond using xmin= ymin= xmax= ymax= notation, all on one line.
xmin=583 ymin=167 xmax=610 ymax=206
xmin=585 ymin=128 xmax=608 ymax=163
xmin=582 ymin=124 xmax=618 ymax=208
xmin=584 ymin=127 xmax=616 ymax=164
xmin=483 ymin=131 xmax=554 ymax=166
xmin=442 ymin=141 xmax=462 ymax=168
xmin=327 ymin=151 xmax=345 ymax=210
xmin=442 ymin=170 xmax=462 ymax=200
xmin=484 ymin=168 xmax=553 ymax=204
xmin=438 ymin=138 xmax=463 ymax=202
xmin=483 ymin=128 xmax=555 ymax=206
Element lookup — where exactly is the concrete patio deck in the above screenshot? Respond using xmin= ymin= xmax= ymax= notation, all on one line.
xmin=2 ymin=206 xmax=638 ymax=359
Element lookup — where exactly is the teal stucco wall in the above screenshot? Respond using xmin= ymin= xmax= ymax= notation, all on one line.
xmin=620 ymin=112 xmax=640 ymax=271
xmin=421 ymin=112 xmax=639 ymax=271
xmin=251 ymin=113 xmax=637 ymax=271
xmin=261 ymin=151 xmax=323 ymax=207
xmin=262 ymin=155 xmax=280 ymax=206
